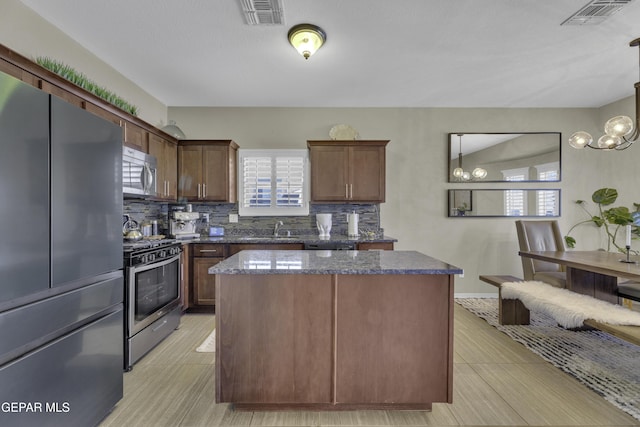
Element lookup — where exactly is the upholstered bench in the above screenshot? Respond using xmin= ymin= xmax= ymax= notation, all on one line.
xmin=479 ymin=275 xmax=529 ymax=325
xmin=479 ymin=275 xmax=640 ymax=346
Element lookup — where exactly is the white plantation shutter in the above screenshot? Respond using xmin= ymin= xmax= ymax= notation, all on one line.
xmin=276 ymin=157 xmax=304 ymax=207
xmin=238 ymin=149 xmax=309 ymax=216
xmin=242 ymin=156 xmax=272 ymax=207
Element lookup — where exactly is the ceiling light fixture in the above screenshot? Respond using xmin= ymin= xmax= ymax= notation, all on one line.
xmin=287 ymin=23 xmax=326 ymax=60
xmin=452 ymin=134 xmax=487 ymax=181
xmin=569 ymin=37 xmax=640 ymax=150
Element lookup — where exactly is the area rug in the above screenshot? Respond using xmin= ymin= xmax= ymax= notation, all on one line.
xmin=500 ymin=280 xmax=640 ymax=328
xmin=456 ymin=298 xmax=640 ymax=421
xmin=195 ymin=329 xmax=215 ymax=353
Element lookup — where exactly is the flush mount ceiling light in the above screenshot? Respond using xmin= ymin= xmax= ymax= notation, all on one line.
xmin=287 ymin=23 xmax=326 ymax=60
xmin=569 ymin=37 xmax=640 ymax=151
xmin=452 ymin=134 xmax=487 ymax=181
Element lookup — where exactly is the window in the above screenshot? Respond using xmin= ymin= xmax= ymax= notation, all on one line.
xmin=238 ymin=149 xmax=309 ymax=216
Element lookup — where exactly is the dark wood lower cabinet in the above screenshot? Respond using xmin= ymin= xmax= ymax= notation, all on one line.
xmin=193 ymin=257 xmax=222 ymax=307
xmin=215 ymin=272 xmax=453 ymax=410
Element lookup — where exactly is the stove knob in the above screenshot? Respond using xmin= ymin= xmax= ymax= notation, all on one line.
xmin=159 ymin=250 xmax=167 ymax=258
xmin=139 ymin=255 xmax=147 ymax=264
xmin=148 ymin=253 xmax=156 ymax=262
xmin=171 ymin=247 xmax=180 ymax=255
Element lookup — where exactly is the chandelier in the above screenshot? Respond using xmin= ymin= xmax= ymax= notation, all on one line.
xmin=452 ymin=134 xmax=487 ymax=180
xmin=569 ymin=37 xmax=640 ymax=150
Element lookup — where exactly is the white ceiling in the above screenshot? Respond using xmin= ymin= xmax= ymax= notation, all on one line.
xmin=18 ymin=0 xmax=640 ymax=109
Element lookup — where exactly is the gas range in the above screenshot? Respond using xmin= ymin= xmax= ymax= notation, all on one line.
xmin=123 ymin=239 xmax=182 ymax=267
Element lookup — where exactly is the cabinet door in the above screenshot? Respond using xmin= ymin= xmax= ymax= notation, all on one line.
xmin=180 ymin=245 xmax=190 ymax=310
xmin=123 ymin=121 xmax=148 ymax=151
xmin=193 ymin=257 xmax=222 ymax=306
xmin=178 ymin=145 xmax=203 ymax=200
xmin=349 ymin=145 xmax=385 ymax=202
xmin=148 ymin=134 xmax=166 ymax=196
xmin=165 ymin=141 xmax=178 ymax=199
xmin=309 ymin=145 xmax=349 ymax=201
xmin=202 ymin=145 xmax=229 ymax=201
xmin=84 ymin=102 xmax=123 ymax=126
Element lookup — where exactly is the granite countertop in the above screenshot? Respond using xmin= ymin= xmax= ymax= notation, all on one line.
xmin=179 ymin=234 xmax=398 ymax=245
xmin=209 ymin=250 xmax=462 ymax=275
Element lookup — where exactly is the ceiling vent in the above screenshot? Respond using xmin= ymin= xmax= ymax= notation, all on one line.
xmin=561 ymin=0 xmax=634 ymax=25
xmin=239 ymin=0 xmax=284 ymax=25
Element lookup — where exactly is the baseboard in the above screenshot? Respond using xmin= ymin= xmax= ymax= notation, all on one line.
xmin=455 ymin=293 xmax=498 ymax=299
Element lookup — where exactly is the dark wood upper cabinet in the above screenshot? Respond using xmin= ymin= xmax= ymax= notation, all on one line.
xmin=149 ymin=133 xmax=177 ymax=201
xmin=178 ymin=140 xmax=239 ymax=202
xmin=307 ymin=140 xmax=388 ymax=203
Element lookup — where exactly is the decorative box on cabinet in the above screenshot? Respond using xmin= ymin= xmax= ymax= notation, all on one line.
xmin=307 ymin=140 xmax=388 ymax=203
xmin=178 ymin=140 xmax=239 ymax=202
xmin=149 ymin=133 xmax=178 ymax=200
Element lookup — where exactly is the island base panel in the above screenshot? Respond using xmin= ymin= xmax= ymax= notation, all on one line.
xmin=215 ymin=274 xmax=333 ymax=404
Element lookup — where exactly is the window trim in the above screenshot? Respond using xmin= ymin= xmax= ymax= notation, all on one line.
xmin=238 ymin=149 xmax=310 ymax=217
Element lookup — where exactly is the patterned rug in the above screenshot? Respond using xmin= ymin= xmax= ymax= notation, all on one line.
xmin=456 ymin=298 xmax=640 ymax=421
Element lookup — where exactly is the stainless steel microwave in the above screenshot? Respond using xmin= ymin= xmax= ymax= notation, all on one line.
xmin=123 ymin=147 xmax=157 ymax=198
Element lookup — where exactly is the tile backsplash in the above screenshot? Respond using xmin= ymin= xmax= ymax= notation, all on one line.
xmin=123 ymin=201 xmax=382 ymax=237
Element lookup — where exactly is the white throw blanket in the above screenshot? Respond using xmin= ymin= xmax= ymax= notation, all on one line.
xmin=501 ymin=281 xmax=640 ymax=329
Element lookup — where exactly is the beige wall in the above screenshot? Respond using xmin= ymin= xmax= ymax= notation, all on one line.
xmin=4 ymin=0 xmax=640 ymax=294
xmin=0 ymin=0 xmax=167 ymax=126
xmin=169 ymin=103 xmax=640 ymax=295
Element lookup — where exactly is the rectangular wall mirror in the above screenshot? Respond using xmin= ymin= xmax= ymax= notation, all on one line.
xmin=448 ymin=189 xmax=561 ymax=217
xmin=448 ymin=133 xmax=561 ymax=183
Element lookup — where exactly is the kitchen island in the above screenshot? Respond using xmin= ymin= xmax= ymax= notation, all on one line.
xmin=210 ymin=250 xmax=461 ymax=411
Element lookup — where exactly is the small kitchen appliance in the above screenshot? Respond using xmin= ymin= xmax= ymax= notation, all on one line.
xmin=316 ymin=213 xmax=332 ymax=238
xmin=347 ymin=211 xmax=359 ymax=238
xmin=169 ymin=211 xmax=200 ymax=239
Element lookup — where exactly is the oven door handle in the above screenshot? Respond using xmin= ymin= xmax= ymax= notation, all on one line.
xmin=130 ymin=254 xmax=181 ymax=274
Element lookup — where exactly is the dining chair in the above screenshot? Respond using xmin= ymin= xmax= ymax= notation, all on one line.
xmin=515 ymin=220 xmax=567 ymax=288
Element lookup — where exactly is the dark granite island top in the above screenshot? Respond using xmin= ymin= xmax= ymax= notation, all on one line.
xmin=209 ymin=250 xmax=462 ymax=275
xmin=211 ymin=250 xmax=460 ymax=411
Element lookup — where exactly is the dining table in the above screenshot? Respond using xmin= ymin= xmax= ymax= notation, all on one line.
xmin=518 ymin=250 xmax=640 ymax=304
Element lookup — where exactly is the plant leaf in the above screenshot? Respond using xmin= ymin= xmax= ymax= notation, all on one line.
xmin=604 ymin=206 xmax=633 ymax=225
xmin=592 ymin=216 xmax=604 ymax=227
xmin=564 ymin=236 xmax=576 ymax=248
xmin=592 ymin=188 xmax=618 ymax=206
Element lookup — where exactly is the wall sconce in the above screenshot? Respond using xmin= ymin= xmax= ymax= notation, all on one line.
xmin=288 ymin=23 xmax=326 ymax=60
xmin=569 ymin=37 xmax=640 ymax=150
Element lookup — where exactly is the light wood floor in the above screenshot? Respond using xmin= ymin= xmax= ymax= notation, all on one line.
xmin=99 ymin=303 xmax=640 ymax=426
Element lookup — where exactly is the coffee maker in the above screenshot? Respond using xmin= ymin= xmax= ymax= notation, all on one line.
xmin=169 ymin=209 xmax=200 ymax=239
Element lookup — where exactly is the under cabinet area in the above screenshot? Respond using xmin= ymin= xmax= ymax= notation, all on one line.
xmin=178 ymin=140 xmax=239 ymax=202
xmin=149 ymin=133 xmax=178 ymax=200
xmin=308 ymin=140 xmax=388 ymax=203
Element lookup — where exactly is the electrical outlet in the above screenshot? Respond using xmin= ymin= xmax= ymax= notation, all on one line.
xmin=229 ymin=214 xmax=239 ymax=223
xmin=202 ymin=213 xmax=209 ymax=222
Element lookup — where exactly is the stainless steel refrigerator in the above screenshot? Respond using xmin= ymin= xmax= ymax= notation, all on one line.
xmin=0 ymin=71 xmax=124 ymax=426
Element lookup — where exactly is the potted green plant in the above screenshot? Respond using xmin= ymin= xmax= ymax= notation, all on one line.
xmin=564 ymin=188 xmax=640 ymax=253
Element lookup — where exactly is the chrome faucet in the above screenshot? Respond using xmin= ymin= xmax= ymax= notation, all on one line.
xmin=273 ymin=221 xmax=284 ymax=236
